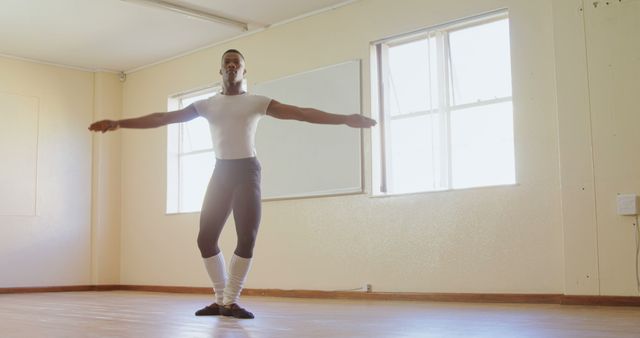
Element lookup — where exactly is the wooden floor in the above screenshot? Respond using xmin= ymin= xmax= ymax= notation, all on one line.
xmin=1 ymin=291 xmax=640 ymax=338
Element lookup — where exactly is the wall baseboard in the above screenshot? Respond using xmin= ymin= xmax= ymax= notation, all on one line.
xmin=118 ymin=285 xmax=209 ymax=294
xmin=0 ymin=285 xmax=119 ymax=294
xmin=241 ymin=289 xmax=564 ymax=304
xmin=2 ymin=285 xmax=639 ymax=306
xmin=561 ymin=295 xmax=640 ymax=306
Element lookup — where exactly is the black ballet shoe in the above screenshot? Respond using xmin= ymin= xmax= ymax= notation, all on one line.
xmin=195 ymin=303 xmax=222 ymax=316
xmin=220 ymin=303 xmax=255 ymax=319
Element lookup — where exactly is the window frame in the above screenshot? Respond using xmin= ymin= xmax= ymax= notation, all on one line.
xmin=372 ymin=9 xmax=515 ymax=196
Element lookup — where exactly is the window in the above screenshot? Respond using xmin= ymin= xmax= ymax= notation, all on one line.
xmin=166 ymin=87 xmax=217 ymax=213
xmin=373 ymin=11 xmax=515 ymax=195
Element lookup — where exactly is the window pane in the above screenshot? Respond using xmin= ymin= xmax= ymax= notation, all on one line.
xmin=449 ymin=19 xmax=512 ymax=105
xmin=181 ymin=116 xmax=212 ymax=153
xmin=179 ymin=152 xmax=215 ymax=213
xmin=389 ymin=115 xmax=443 ymax=193
xmin=180 ymin=91 xmax=214 ymax=153
xmin=450 ymin=101 xmax=515 ymax=189
xmin=388 ymin=37 xmax=438 ymax=116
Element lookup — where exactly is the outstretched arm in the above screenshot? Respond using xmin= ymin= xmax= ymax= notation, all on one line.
xmin=88 ymin=104 xmax=199 ymax=133
xmin=266 ymin=100 xmax=376 ymax=128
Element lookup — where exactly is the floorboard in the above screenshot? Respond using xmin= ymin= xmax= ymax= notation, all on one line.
xmin=1 ymin=291 xmax=640 ymax=337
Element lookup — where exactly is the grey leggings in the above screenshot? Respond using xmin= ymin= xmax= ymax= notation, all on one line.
xmin=197 ymin=157 xmax=261 ymax=259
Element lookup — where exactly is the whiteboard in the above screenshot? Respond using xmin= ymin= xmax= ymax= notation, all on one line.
xmin=252 ymin=61 xmax=362 ymax=200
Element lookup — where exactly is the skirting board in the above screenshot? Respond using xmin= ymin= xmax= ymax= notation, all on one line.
xmin=1 ymin=285 xmax=639 ymax=307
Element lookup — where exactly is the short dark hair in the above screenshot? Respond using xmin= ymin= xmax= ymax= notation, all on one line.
xmin=222 ymin=49 xmax=245 ymax=61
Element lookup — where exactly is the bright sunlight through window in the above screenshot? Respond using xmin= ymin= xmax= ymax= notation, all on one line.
xmin=373 ymin=11 xmax=515 ymax=195
xmin=167 ymin=88 xmax=217 ymax=213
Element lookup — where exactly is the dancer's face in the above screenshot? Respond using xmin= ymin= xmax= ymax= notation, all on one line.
xmin=220 ymin=52 xmax=246 ymax=85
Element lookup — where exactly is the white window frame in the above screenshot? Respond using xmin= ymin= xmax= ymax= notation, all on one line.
xmin=166 ymin=86 xmax=218 ymax=214
xmin=373 ymin=9 xmax=514 ymax=195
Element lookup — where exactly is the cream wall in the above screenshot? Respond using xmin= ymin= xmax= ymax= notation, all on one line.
xmin=580 ymin=0 xmax=639 ymax=295
xmin=0 ymin=56 xmax=122 ymax=287
xmin=553 ymin=0 xmax=640 ymax=296
xmin=120 ymin=0 xmax=565 ymax=293
xmin=91 ymin=72 xmax=122 ymax=285
xmin=0 ymin=56 xmax=94 ymax=287
xmin=552 ymin=0 xmax=600 ymax=295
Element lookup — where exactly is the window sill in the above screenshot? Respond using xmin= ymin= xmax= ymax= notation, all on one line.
xmin=369 ymin=183 xmax=519 ymax=198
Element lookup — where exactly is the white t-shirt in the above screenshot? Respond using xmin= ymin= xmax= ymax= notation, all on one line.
xmin=193 ymin=93 xmax=272 ymax=159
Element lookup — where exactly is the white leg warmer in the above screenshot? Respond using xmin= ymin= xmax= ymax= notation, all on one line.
xmin=203 ymin=252 xmax=226 ymax=305
xmin=223 ymin=254 xmax=252 ymax=305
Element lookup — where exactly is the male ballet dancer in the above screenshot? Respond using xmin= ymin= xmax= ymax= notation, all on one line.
xmin=89 ymin=49 xmax=376 ymax=319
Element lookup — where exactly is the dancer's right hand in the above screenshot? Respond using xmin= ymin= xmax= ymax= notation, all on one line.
xmin=89 ymin=120 xmax=119 ymax=133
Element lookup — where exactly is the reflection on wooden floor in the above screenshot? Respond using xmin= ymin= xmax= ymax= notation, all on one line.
xmin=1 ymin=291 xmax=640 ymax=337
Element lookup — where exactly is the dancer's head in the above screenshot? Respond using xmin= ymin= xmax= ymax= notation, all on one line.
xmin=220 ymin=49 xmax=246 ymax=86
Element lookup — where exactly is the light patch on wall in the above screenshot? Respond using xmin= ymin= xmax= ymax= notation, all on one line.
xmin=0 ymin=92 xmax=39 ymax=216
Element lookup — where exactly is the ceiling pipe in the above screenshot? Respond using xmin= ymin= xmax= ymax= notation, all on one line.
xmin=121 ymin=0 xmax=248 ymax=31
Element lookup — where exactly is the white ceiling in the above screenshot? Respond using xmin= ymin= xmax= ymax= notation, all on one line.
xmin=0 ymin=0 xmax=355 ymax=72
